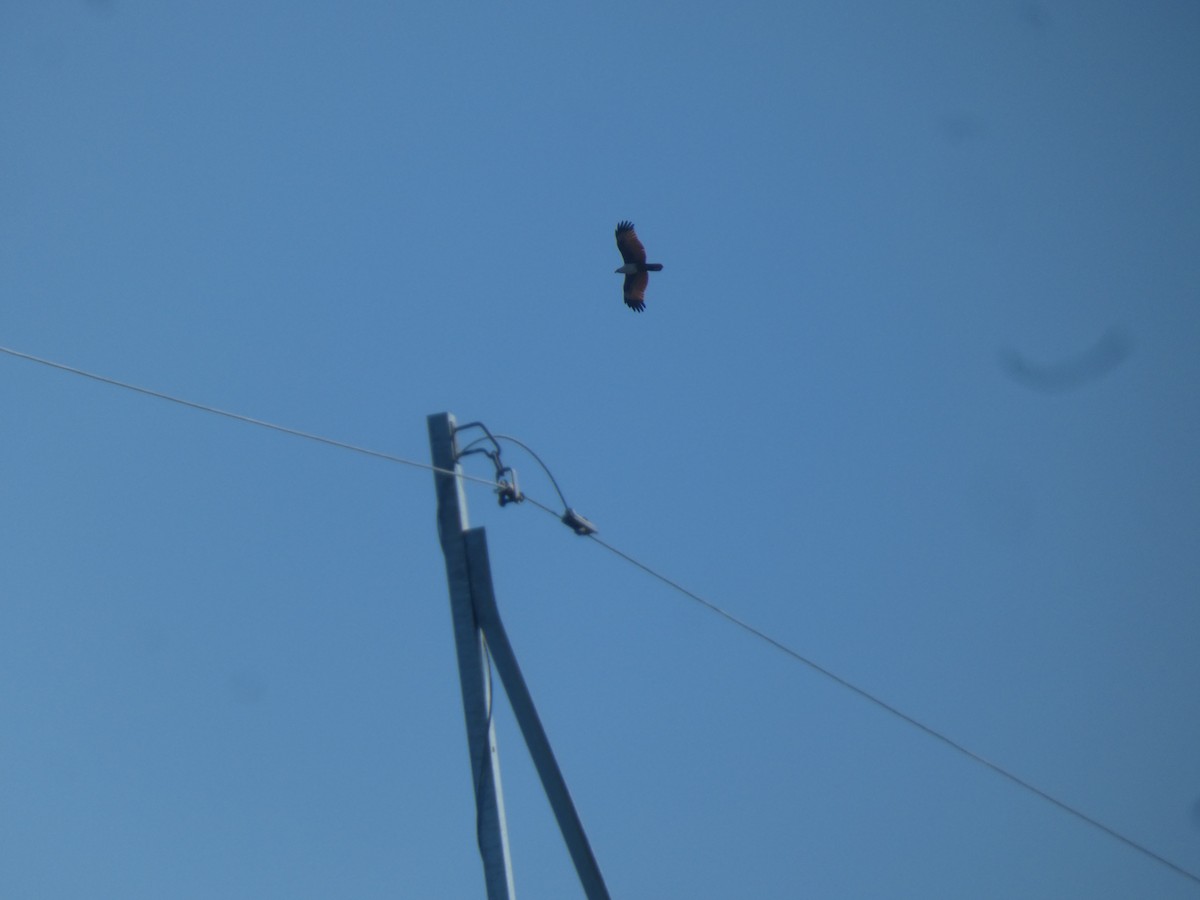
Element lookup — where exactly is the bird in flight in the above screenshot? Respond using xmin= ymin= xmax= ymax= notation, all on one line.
xmin=614 ymin=221 xmax=663 ymax=312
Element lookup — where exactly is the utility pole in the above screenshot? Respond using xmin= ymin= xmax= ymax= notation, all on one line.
xmin=428 ymin=413 xmax=611 ymax=900
xmin=428 ymin=413 xmax=516 ymax=900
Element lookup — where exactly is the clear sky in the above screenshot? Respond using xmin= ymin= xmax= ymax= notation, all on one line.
xmin=3 ymin=2 xmax=1199 ymax=897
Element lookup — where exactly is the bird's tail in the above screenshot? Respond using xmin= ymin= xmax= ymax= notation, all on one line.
xmin=644 ymin=263 xmax=663 ymax=271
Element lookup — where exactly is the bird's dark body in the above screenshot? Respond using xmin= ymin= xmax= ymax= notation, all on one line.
xmin=614 ymin=221 xmax=662 ymax=312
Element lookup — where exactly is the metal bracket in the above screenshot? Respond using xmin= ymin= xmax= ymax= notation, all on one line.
xmin=455 ymin=421 xmax=525 ymax=507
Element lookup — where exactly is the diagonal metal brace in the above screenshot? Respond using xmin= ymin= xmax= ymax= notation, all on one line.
xmin=464 ymin=527 xmax=611 ymax=900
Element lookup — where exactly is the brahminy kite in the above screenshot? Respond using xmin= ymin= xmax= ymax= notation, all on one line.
xmin=614 ymin=221 xmax=663 ymax=312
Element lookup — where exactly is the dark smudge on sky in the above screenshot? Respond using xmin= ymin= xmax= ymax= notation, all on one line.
xmin=1000 ymin=327 xmax=1133 ymax=392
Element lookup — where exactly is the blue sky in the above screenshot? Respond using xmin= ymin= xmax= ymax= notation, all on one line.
xmin=3 ymin=2 xmax=1199 ymax=897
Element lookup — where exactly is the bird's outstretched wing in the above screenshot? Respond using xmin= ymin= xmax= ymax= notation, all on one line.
xmin=623 ymin=271 xmax=648 ymax=312
xmin=615 ymin=221 xmax=647 ymax=265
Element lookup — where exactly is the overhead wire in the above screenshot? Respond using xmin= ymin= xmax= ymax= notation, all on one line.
xmin=0 ymin=344 xmax=500 ymax=491
xmin=4 ymin=342 xmax=1198 ymax=887
xmin=580 ymin=528 xmax=1200 ymax=887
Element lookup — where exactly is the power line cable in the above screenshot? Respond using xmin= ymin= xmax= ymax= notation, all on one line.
xmin=590 ymin=533 xmax=1200 ymax=885
xmin=0 ymin=345 xmax=499 ymax=490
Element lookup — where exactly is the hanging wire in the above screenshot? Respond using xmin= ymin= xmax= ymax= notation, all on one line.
xmin=587 ymin=529 xmax=1199 ymax=885
xmin=460 ymin=432 xmax=594 ymax=532
xmin=489 ymin=433 xmax=571 ymax=510
xmin=454 ymin=422 xmax=523 ymax=505
xmin=0 ymin=344 xmax=500 ymax=490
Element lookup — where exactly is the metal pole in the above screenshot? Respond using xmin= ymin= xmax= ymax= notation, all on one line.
xmin=464 ymin=528 xmax=612 ymax=900
xmin=428 ymin=413 xmax=516 ymax=900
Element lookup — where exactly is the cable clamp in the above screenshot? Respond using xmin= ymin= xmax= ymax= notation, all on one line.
xmin=561 ymin=508 xmax=597 ymax=536
xmin=496 ymin=467 xmax=523 ymax=506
